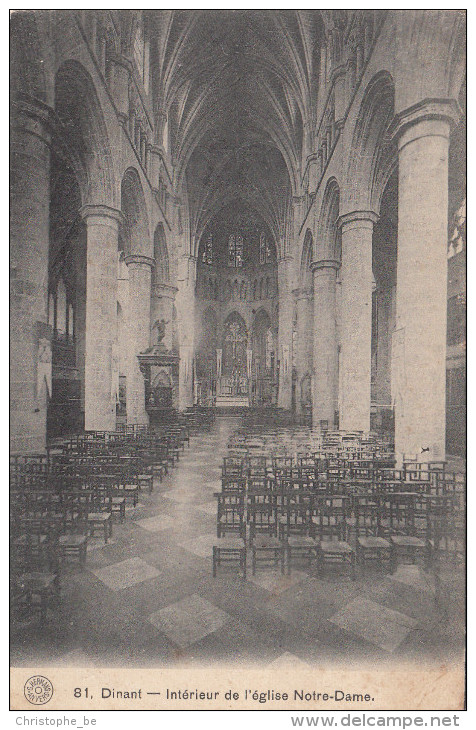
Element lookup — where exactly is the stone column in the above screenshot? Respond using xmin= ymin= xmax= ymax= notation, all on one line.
xmin=391 ymin=101 xmax=459 ymax=462
xmin=374 ymin=287 xmax=394 ymax=406
xmin=125 ymin=254 xmax=154 ymax=425
xmin=294 ymin=287 xmax=314 ymax=416
xmin=151 ymin=283 xmax=178 ymax=351
xmin=338 ymin=211 xmax=378 ymax=432
xmin=277 ymin=257 xmax=293 ymax=410
xmin=81 ymin=205 xmax=122 ymax=432
xmin=176 ymin=256 xmax=197 ymax=410
xmin=10 ymin=95 xmax=52 ymax=453
xmin=311 ymin=259 xmax=339 ymax=429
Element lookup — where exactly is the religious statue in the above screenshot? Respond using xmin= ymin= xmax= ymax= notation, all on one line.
xmin=143 ymin=319 xmax=169 ymax=354
xmin=153 ymin=318 xmax=168 ymax=344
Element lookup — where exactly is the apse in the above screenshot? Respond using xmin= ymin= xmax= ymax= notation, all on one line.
xmin=194 ymin=203 xmax=278 ymax=406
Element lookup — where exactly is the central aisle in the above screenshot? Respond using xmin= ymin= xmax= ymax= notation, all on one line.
xmin=11 ymin=417 xmax=464 ymax=668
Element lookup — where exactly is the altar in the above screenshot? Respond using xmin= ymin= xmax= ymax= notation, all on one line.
xmin=215 ymin=374 xmax=249 ymax=408
xmin=213 ymin=315 xmax=251 ymax=408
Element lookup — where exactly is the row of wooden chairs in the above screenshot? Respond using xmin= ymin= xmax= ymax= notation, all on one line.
xmin=212 ymin=531 xmax=435 ymax=580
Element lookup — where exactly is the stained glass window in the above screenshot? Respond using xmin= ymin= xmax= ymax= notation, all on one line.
xmin=260 ymin=231 xmax=273 ymax=264
xmin=228 ymin=233 xmax=243 ymax=267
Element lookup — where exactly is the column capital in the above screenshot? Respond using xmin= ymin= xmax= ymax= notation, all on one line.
xmin=337 ymin=210 xmax=379 ymax=230
xmin=154 ymin=283 xmax=178 ymax=299
xmin=124 ymin=254 xmax=155 ymax=269
xmin=80 ymin=205 xmax=123 ymax=227
xmin=11 ymin=93 xmax=54 ymax=145
xmin=389 ymin=98 xmax=461 ymax=146
xmin=311 ymin=259 xmax=340 ymax=273
xmin=293 ymin=286 xmax=314 ymax=301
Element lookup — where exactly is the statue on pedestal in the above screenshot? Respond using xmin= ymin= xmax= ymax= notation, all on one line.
xmin=144 ymin=319 xmax=169 ymax=354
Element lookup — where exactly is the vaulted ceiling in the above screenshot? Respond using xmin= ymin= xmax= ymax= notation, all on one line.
xmin=149 ymin=10 xmax=326 ymax=247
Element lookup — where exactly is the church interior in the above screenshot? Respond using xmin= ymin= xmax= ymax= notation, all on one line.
xmin=10 ymin=10 xmax=465 ymax=668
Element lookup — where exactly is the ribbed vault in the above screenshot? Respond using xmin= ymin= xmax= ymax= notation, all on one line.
xmin=149 ymin=10 xmax=325 ymax=252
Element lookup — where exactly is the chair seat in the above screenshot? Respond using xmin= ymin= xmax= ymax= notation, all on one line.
xmin=391 ymin=536 xmax=425 ymax=547
xmin=320 ymin=540 xmax=354 ymax=554
xmin=17 ymin=572 xmax=57 ymax=590
xmin=288 ymin=536 xmax=317 ymax=547
xmin=59 ymin=535 xmax=87 ymax=546
xmin=358 ymin=536 xmax=390 ymax=549
xmin=88 ymin=512 xmax=111 ymax=522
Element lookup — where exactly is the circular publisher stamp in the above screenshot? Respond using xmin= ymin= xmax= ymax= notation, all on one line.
xmin=24 ymin=675 xmax=54 ymax=705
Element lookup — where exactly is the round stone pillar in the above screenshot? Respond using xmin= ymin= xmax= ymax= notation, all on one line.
xmin=277 ymin=257 xmax=294 ymax=410
xmin=10 ymin=95 xmax=52 ymax=453
xmin=391 ymin=100 xmax=459 ymax=462
xmin=294 ymin=287 xmax=313 ymax=416
xmin=311 ymin=259 xmax=339 ymax=429
xmin=176 ymin=256 xmax=197 ymax=410
xmin=81 ymin=205 xmax=122 ymax=432
xmin=125 ymin=254 xmax=155 ymax=425
xmin=338 ymin=211 xmax=378 ymax=433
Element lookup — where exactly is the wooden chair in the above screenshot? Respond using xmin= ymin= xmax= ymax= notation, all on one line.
xmin=318 ymin=540 xmax=356 ymax=579
xmin=356 ymin=536 xmax=392 ymax=572
xmin=251 ymin=535 xmax=285 ymax=574
xmin=213 ymin=538 xmax=247 ymax=578
xmin=285 ymin=535 xmax=319 ymax=574
xmin=390 ymin=535 xmax=427 ymax=571
xmin=216 ymin=492 xmax=246 ymax=538
xmin=81 ymin=500 xmax=113 ymax=543
xmin=248 ymin=491 xmax=278 ymax=540
xmin=58 ymin=514 xmax=88 ymax=568
xmin=345 ymin=496 xmax=380 ymax=539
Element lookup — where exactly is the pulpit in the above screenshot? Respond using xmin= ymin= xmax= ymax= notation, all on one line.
xmin=138 ymin=320 xmax=180 ymax=425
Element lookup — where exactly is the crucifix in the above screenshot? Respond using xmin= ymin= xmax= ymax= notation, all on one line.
xmin=225 ymin=322 xmax=247 ymax=367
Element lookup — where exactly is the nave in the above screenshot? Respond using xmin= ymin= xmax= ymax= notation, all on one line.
xmin=11 ymin=416 xmax=464 ymax=669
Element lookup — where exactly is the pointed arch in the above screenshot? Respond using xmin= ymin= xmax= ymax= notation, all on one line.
xmin=55 ymin=60 xmax=115 ymax=206
xmin=317 ymin=178 xmax=341 ymax=261
xmin=300 ymin=228 xmax=314 ymax=291
xmin=121 ymin=168 xmax=150 ymax=256
xmin=345 ymin=71 xmax=395 ymax=212
xmin=153 ymin=222 xmax=170 ymax=283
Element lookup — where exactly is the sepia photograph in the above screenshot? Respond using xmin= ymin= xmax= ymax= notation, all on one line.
xmin=10 ymin=8 xmax=466 ymax=712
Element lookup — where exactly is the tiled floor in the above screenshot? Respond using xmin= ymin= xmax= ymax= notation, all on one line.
xmin=11 ymin=417 xmax=465 ymax=668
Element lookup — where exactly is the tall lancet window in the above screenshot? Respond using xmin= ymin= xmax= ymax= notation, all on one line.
xmin=259 ymin=232 xmax=266 ymax=264
xmin=202 ymin=233 xmax=213 ymax=264
xmin=228 ymin=233 xmax=243 ymax=268
xmin=259 ymin=231 xmax=273 ymax=264
xmin=133 ymin=17 xmax=150 ymax=89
